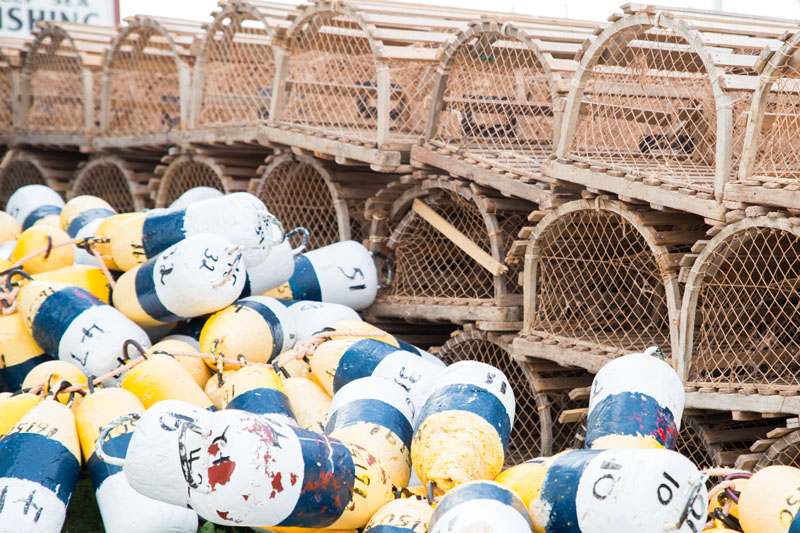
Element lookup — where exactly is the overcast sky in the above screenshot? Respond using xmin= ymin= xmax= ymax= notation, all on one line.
xmin=119 ymin=0 xmax=800 ymax=23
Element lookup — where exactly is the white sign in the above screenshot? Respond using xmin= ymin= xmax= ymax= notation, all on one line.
xmin=0 ymin=0 xmax=119 ymax=38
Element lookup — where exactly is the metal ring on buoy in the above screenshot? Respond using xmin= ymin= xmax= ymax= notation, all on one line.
xmin=262 ymin=213 xmax=286 ymax=245
xmin=372 ymin=251 xmax=393 ymax=290
xmin=671 ymin=475 xmax=709 ymax=531
xmin=122 ymin=339 xmax=149 ymax=361
xmin=96 ymin=413 xmax=141 ymax=467
xmin=5 ymin=269 xmax=32 ymax=291
xmin=287 ymin=226 xmax=310 ymax=256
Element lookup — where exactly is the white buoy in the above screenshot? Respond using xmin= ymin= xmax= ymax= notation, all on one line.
xmin=178 ymin=409 xmax=393 ymax=529
xmin=169 ymin=187 xmax=224 ymax=210
xmin=429 ymin=481 xmax=533 ymax=533
xmin=279 ymin=300 xmax=359 ymax=341
xmin=6 ymin=185 xmax=65 ymax=230
xmin=586 ymin=347 xmax=684 ymax=450
xmin=243 ymin=225 xmax=305 ymax=295
xmin=264 ymin=241 xmax=379 ymax=310
xmin=18 ymin=281 xmax=151 ymax=384
xmin=113 ymin=233 xmax=246 ymax=327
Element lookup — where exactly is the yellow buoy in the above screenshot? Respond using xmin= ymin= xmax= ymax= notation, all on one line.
xmin=0 ymin=210 xmax=22 ymax=243
xmin=331 ymin=319 xmax=399 ymax=346
xmin=23 ymin=360 xmax=88 ymax=410
xmin=146 ymin=339 xmax=211 ymax=387
xmin=10 ymin=225 xmax=74 ymax=274
xmin=283 ymin=376 xmax=331 ymax=433
xmin=60 ymin=196 xmax=115 ymax=237
xmin=94 ymin=212 xmax=144 ymax=271
xmin=217 ymin=365 xmax=295 ymax=424
xmin=204 ymin=370 xmax=236 ymax=409
xmin=494 ymin=459 xmax=549 ymax=517
xmin=364 ymin=497 xmax=433 ymax=532
xmin=0 ymin=393 xmax=42 ymax=436
xmin=32 ymin=264 xmax=112 ymax=303
xmin=739 ymin=466 xmax=800 ymax=533
xmin=0 ymin=311 xmax=50 ymax=391
xmin=121 ymin=353 xmax=213 ymax=410
xmin=0 ymin=399 xmax=81 ymax=532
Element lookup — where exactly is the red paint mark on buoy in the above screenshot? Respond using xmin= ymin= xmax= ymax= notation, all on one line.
xmin=208 ymin=443 xmax=220 ymax=455
xmin=242 ymin=494 xmax=249 ymax=501
xmin=290 ymin=473 xmax=298 ymax=485
xmin=209 ymin=459 xmax=236 ymax=490
xmin=272 ymin=471 xmax=284 ymax=493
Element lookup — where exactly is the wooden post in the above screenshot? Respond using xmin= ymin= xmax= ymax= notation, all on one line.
xmin=268 ymin=47 xmax=289 ymax=123
xmin=178 ymin=62 xmax=191 ymax=131
xmin=81 ymin=68 xmax=93 ymax=134
xmin=376 ymin=61 xmax=391 ymax=147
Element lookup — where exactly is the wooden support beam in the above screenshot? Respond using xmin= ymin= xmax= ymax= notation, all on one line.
xmin=412 ymin=198 xmax=508 ymax=276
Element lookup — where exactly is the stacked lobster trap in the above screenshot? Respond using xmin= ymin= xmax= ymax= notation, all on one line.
xmin=0 ymin=38 xmax=27 ymax=139
xmin=68 ymin=154 xmax=162 ymax=211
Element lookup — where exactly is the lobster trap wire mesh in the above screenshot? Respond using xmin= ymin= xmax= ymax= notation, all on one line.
xmin=257 ymin=159 xmax=340 ymax=251
xmin=26 ymin=32 xmax=86 ymax=134
xmin=569 ymin=25 xmax=750 ymax=193
xmin=162 ymin=159 xmax=225 ymax=206
xmin=531 ymin=209 xmax=671 ymax=355
xmin=690 ymin=227 xmax=800 ymax=389
xmin=0 ymin=160 xmax=46 ymax=209
xmin=106 ymin=26 xmax=182 ymax=136
xmin=387 ymin=190 xmax=495 ymax=301
xmin=432 ymin=32 xmax=554 ymax=176
xmin=437 ymin=331 xmax=541 ymax=466
xmin=72 ymin=161 xmax=135 ymax=212
xmin=196 ymin=10 xmax=275 ymax=128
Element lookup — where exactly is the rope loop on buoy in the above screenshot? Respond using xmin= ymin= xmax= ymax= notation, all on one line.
xmin=212 ymin=246 xmax=243 ymax=288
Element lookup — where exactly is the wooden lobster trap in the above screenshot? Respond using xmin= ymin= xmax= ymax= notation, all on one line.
xmin=365 ymin=174 xmax=534 ymax=326
xmin=0 ymin=148 xmax=84 ymax=208
xmin=548 ymin=4 xmax=796 ymax=223
xmin=189 ymin=0 xmax=296 ymax=140
xmin=249 ymin=152 xmax=397 ymax=251
xmin=97 ymin=16 xmax=204 ymax=149
xmin=18 ymin=22 xmax=115 ymax=146
xmin=512 ymin=196 xmax=706 ymax=373
xmin=68 ymin=154 xmax=162 ymax=212
xmin=150 ymin=147 xmax=270 ymax=207
xmin=412 ymin=17 xmax=601 ymax=204
xmin=727 ymin=30 xmax=800 ymax=212
xmin=0 ymin=39 xmax=26 ymax=139
xmin=678 ymin=214 xmax=800 ymax=414
xmin=268 ymin=0 xmax=471 ymax=171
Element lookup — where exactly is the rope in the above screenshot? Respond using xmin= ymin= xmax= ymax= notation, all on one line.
xmin=21 ymin=356 xmax=148 ymax=396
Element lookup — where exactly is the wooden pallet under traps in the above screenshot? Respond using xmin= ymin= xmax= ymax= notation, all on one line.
xmin=5 ymin=1 xmax=800 ymax=472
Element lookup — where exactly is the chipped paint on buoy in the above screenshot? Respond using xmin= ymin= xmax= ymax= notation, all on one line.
xmin=586 ymin=349 xmax=684 ymax=450
xmin=18 ymin=281 xmax=151 ymax=384
xmin=180 ymin=409 xmax=393 ymax=529
xmin=326 ymin=376 xmax=414 ymax=487
xmin=0 ymin=399 xmax=80 ymax=533
xmin=364 ymin=497 xmax=433 ymax=532
xmin=429 ymin=481 xmax=532 ymax=533
xmin=113 ymin=233 xmax=245 ymax=327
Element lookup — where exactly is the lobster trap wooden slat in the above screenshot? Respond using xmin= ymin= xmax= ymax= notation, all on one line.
xmin=0 ymin=148 xmax=84 ymax=208
xmin=189 ymin=0 xmax=297 ymax=137
xmin=151 ymin=146 xmax=272 ymax=207
xmin=513 ymin=197 xmax=706 ymax=373
xmin=411 ymin=17 xmax=602 ymax=203
xmin=0 ymin=39 xmax=26 ymax=141
xmin=365 ymin=174 xmax=534 ymax=325
xmin=264 ymin=0 xmax=470 ymax=171
xmin=678 ymin=215 xmax=800 ymax=413
xmin=251 ymin=152 xmax=397 ymax=250
xmin=68 ymin=154 xmax=162 ymax=212
xmin=16 ymin=23 xmax=115 ymax=147
xmin=726 ymin=30 xmax=800 ymax=211
xmin=549 ymin=7 xmax=798 ymax=222
xmin=96 ymin=16 xmax=205 ymax=149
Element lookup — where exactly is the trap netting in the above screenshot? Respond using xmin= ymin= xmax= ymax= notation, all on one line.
xmin=533 ymin=366 xmax=592 ymax=456
xmin=565 ymin=18 xmax=756 ymax=194
xmin=70 ymin=158 xmax=135 ymax=212
xmin=158 ymin=156 xmax=226 ymax=207
xmin=0 ymin=157 xmax=46 ymax=210
xmin=746 ymin=35 xmax=800 ymax=184
xmin=437 ymin=330 xmax=540 ymax=466
xmin=255 ymin=156 xmax=341 ymax=251
xmin=529 ymin=203 xmax=675 ymax=357
xmin=104 ymin=17 xmax=200 ymax=138
xmin=194 ymin=3 xmax=278 ymax=128
xmin=23 ymin=26 xmax=87 ymax=135
xmin=686 ymin=222 xmax=800 ymax=390
xmin=430 ymin=26 xmax=554 ymax=177
xmin=757 ymin=429 xmax=800 ymax=469
xmin=384 ymin=184 xmax=525 ymax=304
xmin=279 ymin=5 xmax=439 ymax=146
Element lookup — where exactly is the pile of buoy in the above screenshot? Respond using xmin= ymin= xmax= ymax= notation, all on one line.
xmin=0 ymin=185 xmax=782 ymax=533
